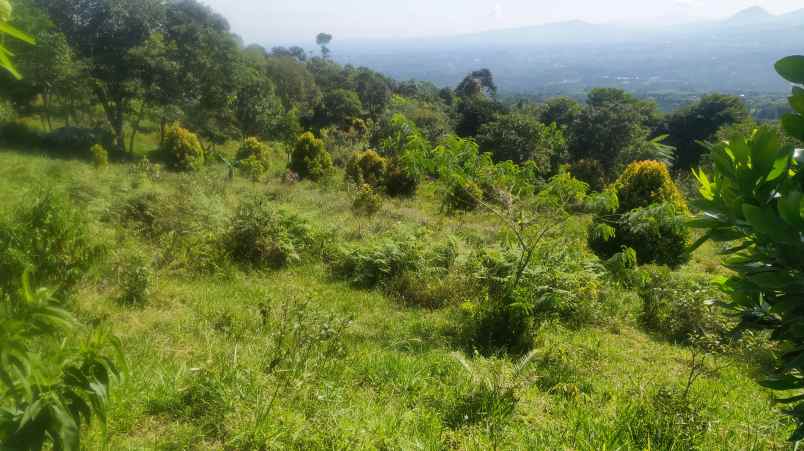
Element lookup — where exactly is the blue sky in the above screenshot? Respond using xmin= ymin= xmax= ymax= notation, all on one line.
xmin=202 ymin=0 xmax=804 ymax=45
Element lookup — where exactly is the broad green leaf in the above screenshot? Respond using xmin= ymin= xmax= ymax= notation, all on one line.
xmin=728 ymin=136 xmax=750 ymax=165
xmin=790 ymin=90 xmax=804 ymax=114
xmin=782 ymin=113 xmax=804 ymax=141
xmin=751 ymin=127 xmax=781 ymax=178
xmin=778 ymin=190 xmax=803 ymax=227
xmin=743 ymin=204 xmax=788 ymax=237
xmin=0 ymin=22 xmax=35 ymax=45
xmin=767 ymin=147 xmax=792 ymax=181
xmin=776 ymin=55 xmax=804 ymax=85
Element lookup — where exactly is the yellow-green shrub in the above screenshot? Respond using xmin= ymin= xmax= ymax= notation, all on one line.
xmin=237 ymin=137 xmax=270 ymax=162
xmin=346 ymin=149 xmax=387 ymax=187
xmin=161 ymin=123 xmax=205 ymax=171
xmin=90 ymin=143 xmax=108 ymax=168
xmin=444 ymin=179 xmax=483 ymax=212
xmin=352 ymin=184 xmax=383 ymax=217
xmin=613 ymin=160 xmax=687 ymax=213
xmin=289 ymin=132 xmax=333 ymax=181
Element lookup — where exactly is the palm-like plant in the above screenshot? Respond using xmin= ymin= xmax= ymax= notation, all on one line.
xmin=0 ymin=1 xmax=36 ymax=79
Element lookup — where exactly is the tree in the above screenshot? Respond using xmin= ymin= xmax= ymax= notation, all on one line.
xmin=317 ymin=88 xmax=362 ymax=128
xmin=271 ymin=45 xmax=306 ymax=62
xmin=354 ymin=69 xmax=391 ymax=119
xmin=456 ymin=69 xmax=497 ymax=98
xmin=477 ymin=113 xmax=567 ymax=173
xmin=42 ymin=0 xmax=165 ymax=154
xmin=232 ymin=65 xmax=284 ymax=142
xmin=263 ymin=55 xmax=321 ymax=116
xmin=316 ymin=32 xmax=333 ymax=59
xmin=663 ymin=93 xmax=750 ymax=170
xmin=538 ymin=97 xmax=582 ymax=131
xmin=455 ymin=95 xmax=506 ymax=138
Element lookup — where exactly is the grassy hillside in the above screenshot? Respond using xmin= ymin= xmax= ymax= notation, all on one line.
xmin=0 ymin=146 xmax=793 ymax=450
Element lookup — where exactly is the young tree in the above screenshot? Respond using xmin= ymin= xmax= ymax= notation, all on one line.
xmin=476 ymin=113 xmax=567 ymax=172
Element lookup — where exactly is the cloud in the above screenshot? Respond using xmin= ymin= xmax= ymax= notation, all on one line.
xmin=491 ymin=2 xmax=503 ymax=20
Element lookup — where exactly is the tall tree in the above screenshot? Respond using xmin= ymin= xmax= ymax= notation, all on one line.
xmin=316 ymin=32 xmax=332 ymax=59
xmin=456 ymin=68 xmax=497 ymax=99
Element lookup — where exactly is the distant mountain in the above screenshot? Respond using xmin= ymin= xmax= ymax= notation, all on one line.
xmin=330 ymin=6 xmax=804 ymax=98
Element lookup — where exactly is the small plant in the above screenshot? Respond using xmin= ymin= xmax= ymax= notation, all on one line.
xmin=384 ymin=157 xmax=419 ymax=197
xmin=161 ymin=123 xmax=205 ymax=172
xmin=117 ymin=255 xmax=154 ymax=306
xmin=449 ymin=350 xmax=538 ymax=450
xmin=225 ymin=198 xmax=311 ymax=269
xmin=351 ymin=184 xmax=383 ymax=217
xmin=0 ymin=272 xmax=121 ymax=450
xmin=238 ymin=155 xmax=268 ymax=182
xmin=346 ymin=149 xmax=387 ymax=188
xmin=535 ymin=171 xmax=589 ymax=211
xmin=0 ymin=192 xmax=104 ymax=297
xmin=289 ymin=132 xmax=333 ymax=181
xmin=444 ymin=179 xmax=483 ymax=212
xmin=90 ymin=143 xmax=109 ymax=168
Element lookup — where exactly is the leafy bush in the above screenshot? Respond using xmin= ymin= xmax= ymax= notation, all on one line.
xmin=161 ymin=123 xmax=205 ymax=172
xmin=569 ymin=159 xmax=607 ymax=192
xmin=0 ymin=121 xmax=42 ymax=148
xmin=0 ymin=274 xmax=121 ymax=450
xmin=384 ymin=157 xmax=419 ymax=197
xmin=613 ymin=160 xmax=687 ymax=213
xmin=346 ymin=149 xmax=387 ymax=188
xmin=637 ymin=266 xmax=727 ymax=342
xmin=352 ymin=184 xmax=383 ymax=217
xmin=325 ymin=232 xmax=422 ymax=288
xmin=117 ymin=255 xmax=153 ymax=306
xmin=0 ymin=192 xmax=104 ymax=297
xmin=589 ymin=203 xmax=690 ymax=267
xmin=444 ymin=179 xmax=483 ymax=212
xmin=289 ymin=131 xmax=333 ymax=180
xmin=225 ymin=199 xmax=311 ymax=269
xmin=91 ymin=144 xmax=109 ymax=168
xmin=236 ymin=137 xmax=271 ymax=181
xmin=688 ymin=56 xmax=804 ymax=438
xmin=535 ymin=171 xmax=589 ymax=211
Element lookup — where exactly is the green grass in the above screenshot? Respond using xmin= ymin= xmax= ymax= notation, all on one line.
xmin=0 ymin=147 xmax=793 ymax=450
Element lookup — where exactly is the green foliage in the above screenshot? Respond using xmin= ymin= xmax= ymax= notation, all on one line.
xmin=455 ymin=95 xmax=506 ymax=138
xmin=638 ymin=267 xmax=727 ymax=342
xmin=476 ymin=113 xmax=567 ymax=171
xmin=613 ymin=160 xmax=688 ymax=213
xmin=689 ymin=66 xmax=804 ymax=437
xmin=0 ymin=2 xmax=35 ymax=79
xmin=383 ymin=157 xmax=419 ymax=197
xmin=346 ymin=149 xmax=387 ymax=188
xmin=90 ymin=144 xmax=108 ymax=168
xmin=351 ymin=184 xmax=383 ymax=217
xmin=289 ymin=132 xmax=333 ymax=181
xmin=326 ymin=233 xmax=422 ymax=289
xmin=0 ymin=273 xmax=121 ymax=451
xmin=535 ymin=171 xmax=589 ymax=211
xmin=617 ymin=388 xmax=709 ymax=450
xmin=225 ymin=198 xmax=311 ymax=269
xmin=444 ymin=179 xmax=483 ymax=212
xmin=116 ymin=254 xmax=153 ymax=306
xmin=568 ymin=159 xmax=607 ymax=192
xmin=161 ymin=123 xmax=205 ymax=172
xmin=236 ymin=137 xmax=271 ymax=181
xmin=589 ymin=203 xmax=690 ymax=267
xmin=0 ymin=192 xmax=103 ymax=297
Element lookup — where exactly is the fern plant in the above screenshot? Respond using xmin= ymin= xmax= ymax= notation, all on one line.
xmin=0 ymin=273 xmax=121 ymax=451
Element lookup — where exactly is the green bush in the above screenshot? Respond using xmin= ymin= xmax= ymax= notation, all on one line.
xmin=225 ymin=199 xmax=311 ymax=269
xmin=535 ymin=171 xmax=589 ymax=211
xmin=0 ymin=192 xmax=104 ymax=297
xmin=91 ymin=143 xmax=109 ymax=168
xmin=289 ymin=132 xmax=333 ymax=181
xmin=569 ymin=159 xmax=607 ymax=192
xmin=161 ymin=123 xmax=205 ymax=172
xmin=384 ymin=157 xmax=419 ymax=197
xmin=637 ymin=266 xmax=727 ymax=342
xmin=613 ymin=160 xmax=687 ymax=213
xmin=444 ymin=179 xmax=483 ymax=212
xmin=589 ymin=203 xmax=690 ymax=267
xmin=352 ymin=184 xmax=383 ymax=217
xmin=42 ymin=127 xmax=115 ymax=156
xmin=117 ymin=254 xmax=153 ymax=306
xmin=237 ymin=137 xmax=271 ymax=181
xmin=346 ymin=149 xmax=387 ymax=188
xmin=325 ymin=233 xmax=422 ymax=288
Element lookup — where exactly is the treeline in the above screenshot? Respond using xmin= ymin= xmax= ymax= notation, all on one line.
xmin=0 ymin=0 xmax=782 ymax=188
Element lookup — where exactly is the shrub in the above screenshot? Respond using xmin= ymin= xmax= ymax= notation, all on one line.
xmin=236 ymin=138 xmax=271 ymax=181
xmin=0 ymin=192 xmax=103 ymax=297
xmin=346 ymin=149 xmax=387 ymax=187
xmin=613 ymin=160 xmax=687 ymax=213
xmin=384 ymin=157 xmax=419 ymax=197
xmin=161 ymin=123 xmax=205 ymax=171
xmin=325 ymin=234 xmax=421 ymax=288
xmin=0 ymin=121 xmax=42 ymax=148
xmin=91 ymin=144 xmax=109 ymax=168
xmin=117 ymin=255 xmax=153 ymax=306
xmin=535 ymin=172 xmax=589 ymax=211
xmin=289 ymin=132 xmax=333 ymax=180
xmin=225 ymin=199 xmax=311 ymax=269
xmin=569 ymin=159 xmax=607 ymax=192
xmin=637 ymin=266 xmax=728 ymax=342
xmin=239 ymin=155 xmax=268 ymax=182
xmin=444 ymin=179 xmax=483 ymax=212
xmin=352 ymin=184 xmax=383 ymax=217
xmin=589 ymin=203 xmax=690 ymax=267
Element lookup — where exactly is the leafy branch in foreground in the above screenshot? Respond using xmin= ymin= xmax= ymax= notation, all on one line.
xmin=0 ymin=272 xmax=122 ymax=451
xmin=0 ymin=0 xmax=36 ymax=79
xmin=689 ymin=54 xmax=804 ymax=441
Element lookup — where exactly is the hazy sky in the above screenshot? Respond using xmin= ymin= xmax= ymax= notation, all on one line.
xmin=202 ymin=0 xmax=804 ymax=45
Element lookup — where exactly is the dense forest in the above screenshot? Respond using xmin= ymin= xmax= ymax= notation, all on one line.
xmin=1 ymin=0 xmax=804 ymax=449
